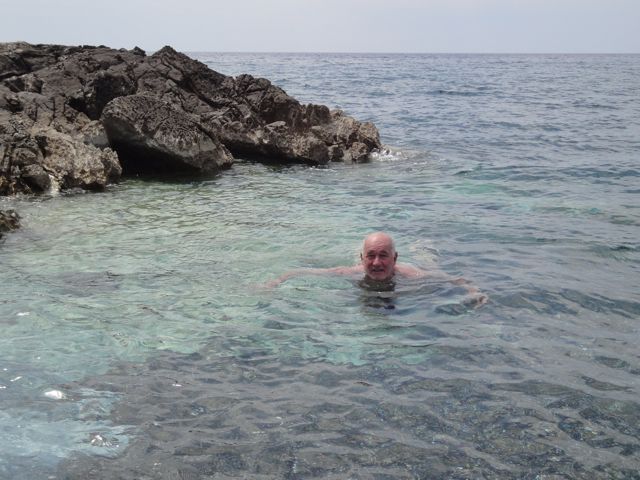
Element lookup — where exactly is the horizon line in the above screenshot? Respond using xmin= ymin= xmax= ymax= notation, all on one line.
xmin=4 ymin=41 xmax=638 ymax=56
xmin=182 ymin=50 xmax=640 ymax=55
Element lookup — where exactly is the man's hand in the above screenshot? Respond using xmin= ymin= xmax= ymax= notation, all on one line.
xmin=463 ymin=292 xmax=488 ymax=309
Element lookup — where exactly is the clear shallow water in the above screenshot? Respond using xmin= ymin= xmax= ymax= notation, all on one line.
xmin=1 ymin=53 xmax=639 ymax=479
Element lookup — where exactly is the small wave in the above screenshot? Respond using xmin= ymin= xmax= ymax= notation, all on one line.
xmin=431 ymin=89 xmax=486 ymax=97
xmin=558 ymin=289 xmax=640 ymax=318
xmin=590 ymin=243 xmax=639 ymax=260
xmin=572 ymin=101 xmax=619 ymax=110
xmin=494 ymin=120 xmax=527 ymax=130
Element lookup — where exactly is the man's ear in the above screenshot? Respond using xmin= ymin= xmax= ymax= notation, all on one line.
xmin=394 ymin=252 xmax=398 ymax=262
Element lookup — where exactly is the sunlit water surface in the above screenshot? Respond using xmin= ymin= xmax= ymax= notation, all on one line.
xmin=1 ymin=53 xmax=639 ymax=479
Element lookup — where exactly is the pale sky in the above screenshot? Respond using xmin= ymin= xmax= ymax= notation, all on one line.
xmin=2 ymin=0 xmax=639 ymax=53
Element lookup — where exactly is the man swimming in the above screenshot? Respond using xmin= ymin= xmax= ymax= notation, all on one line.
xmin=266 ymin=232 xmax=488 ymax=307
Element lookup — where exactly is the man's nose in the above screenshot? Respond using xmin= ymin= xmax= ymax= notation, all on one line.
xmin=372 ymin=255 xmax=381 ymax=265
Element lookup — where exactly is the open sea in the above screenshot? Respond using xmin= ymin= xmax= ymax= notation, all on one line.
xmin=1 ymin=53 xmax=639 ymax=479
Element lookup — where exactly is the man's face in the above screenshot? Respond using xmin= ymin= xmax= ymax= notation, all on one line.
xmin=361 ymin=235 xmax=397 ymax=281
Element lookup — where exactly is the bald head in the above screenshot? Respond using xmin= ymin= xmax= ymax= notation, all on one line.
xmin=360 ymin=232 xmax=398 ymax=281
xmin=362 ymin=232 xmax=396 ymax=256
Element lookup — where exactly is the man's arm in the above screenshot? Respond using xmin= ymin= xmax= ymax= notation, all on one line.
xmin=264 ymin=265 xmax=363 ymax=288
xmin=450 ymin=276 xmax=488 ymax=307
xmin=395 ymin=263 xmax=488 ymax=308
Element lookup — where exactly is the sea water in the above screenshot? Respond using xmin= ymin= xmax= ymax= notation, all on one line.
xmin=0 ymin=53 xmax=639 ymax=479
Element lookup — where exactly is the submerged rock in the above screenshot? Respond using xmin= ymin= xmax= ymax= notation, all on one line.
xmin=0 ymin=209 xmax=19 ymax=238
xmin=0 ymin=42 xmax=381 ymax=196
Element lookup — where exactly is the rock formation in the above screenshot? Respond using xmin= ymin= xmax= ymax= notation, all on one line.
xmin=0 ymin=42 xmax=381 ymax=196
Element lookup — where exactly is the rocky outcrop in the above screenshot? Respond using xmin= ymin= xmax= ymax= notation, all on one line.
xmin=0 ymin=209 xmax=19 ymax=238
xmin=0 ymin=42 xmax=381 ymax=196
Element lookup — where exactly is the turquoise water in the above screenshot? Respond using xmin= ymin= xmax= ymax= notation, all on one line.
xmin=1 ymin=53 xmax=639 ymax=478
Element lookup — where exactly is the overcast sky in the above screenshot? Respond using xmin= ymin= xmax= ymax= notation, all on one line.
xmin=2 ymin=0 xmax=639 ymax=53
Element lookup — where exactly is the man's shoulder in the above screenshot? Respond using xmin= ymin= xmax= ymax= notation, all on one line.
xmin=394 ymin=263 xmax=429 ymax=278
xmin=329 ymin=265 xmax=364 ymax=275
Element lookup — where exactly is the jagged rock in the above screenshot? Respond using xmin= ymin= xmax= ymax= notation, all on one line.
xmin=0 ymin=209 xmax=19 ymax=239
xmin=32 ymin=126 xmax=121 ymax=191
xmin=0 ymin=110 xmax=121 ymax=194
xmin=1 ymin=42 xmax=382 ymax=196
xmin=0 ymin=42 xmax=66 ymax=80
xmin=102 ymin=94 xmax=233 ymax=174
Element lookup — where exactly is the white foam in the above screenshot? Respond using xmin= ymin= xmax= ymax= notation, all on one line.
xmin=369 ymin=146 xmax=408 ymax=162
xmin=44 ymin=389 xmax=67 ymax=400
xmin=46 ymin=174 xmax=61 ymax=195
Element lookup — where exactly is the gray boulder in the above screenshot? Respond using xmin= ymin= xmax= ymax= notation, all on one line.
xmin=102 ymin=94 xmax=233 ymax=174
xmin=0 ymin=108 xmax=121 ymax=194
